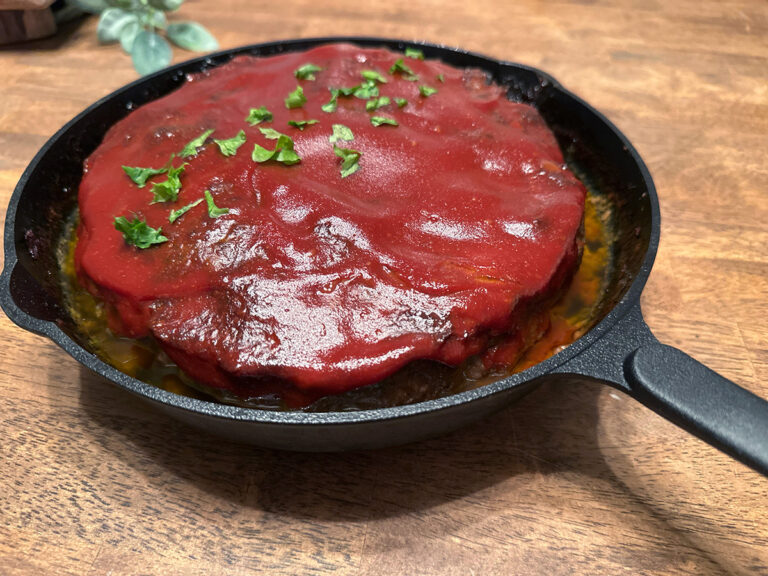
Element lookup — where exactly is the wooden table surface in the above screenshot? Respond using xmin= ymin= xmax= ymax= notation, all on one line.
xmin=1 ymin=1 xmax=766 ymax=574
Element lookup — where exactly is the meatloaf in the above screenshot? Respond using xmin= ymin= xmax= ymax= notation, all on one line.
xmin=74 ymin=43 xmax=586 ymax=406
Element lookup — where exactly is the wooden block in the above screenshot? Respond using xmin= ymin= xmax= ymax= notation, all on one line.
xmin=0 ymin=8 xmax=56 ymax=44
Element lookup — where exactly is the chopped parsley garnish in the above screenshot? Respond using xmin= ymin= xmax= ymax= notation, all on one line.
xmin=329 ymin=124 xmax=354 ymax=144
xmin=121 ymin=163 xmax=169 ymax=188
xmin=405 ymin=47 xmax=425 ymax=60
xmin=322 ymin=89 xmax=340 ymax=113
xmin=361 ymin=69 xmax=387 ymax=84
xmin=168 ymin=197 xmax=203 ymax=223
xmin=288 ymin=119 xmax=319 ymax=130
xmin=285 ymin=85 xmax=307 ymax=109
xmin=333 ymin=145 xmax=361 ymax=179
xmin=371 ymin=116 xmax=398 ymax=127
xmin=353 ymin=80 xmax=379 ymax=99
xmin=149 ymin=161 xmax=187 ymax=203
xmin=389 ymin=58 xmax=417 ymax=81
xmin=179 ymin=129 xmax=214 ymax=158
xmin=214 ymin=130 xmax=246 ymax=157
xmin=245 ymin=106 xmax=273 ymax=125
xmin=294 ymin=63 xmax=323 ymax=81
xmin=394 ymin=97 xmax=408 ymax=108
xmin=114 ymin=216 xmax=168 ymax=249
xmin=338 ymin=86 xmax=358 ymax=97
xmin=366 ymin=96 xmax=391 ymax=112
xmin=437 ymin=73 xmax=445 ymax=83
xmin=252 ymin=127 xmax=301 ymax=165
xmin=419 ymin=84 xmax=438 ymax=97
xmin=204 ymin=190 xmax=229 ymax=218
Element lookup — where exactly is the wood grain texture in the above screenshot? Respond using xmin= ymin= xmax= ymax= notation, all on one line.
xmin=0 ymin=1 xmax=766 ymax=574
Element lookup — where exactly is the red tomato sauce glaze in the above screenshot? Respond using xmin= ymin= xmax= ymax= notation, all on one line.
xmin=74 ymin=44 xmax=586 ymax=406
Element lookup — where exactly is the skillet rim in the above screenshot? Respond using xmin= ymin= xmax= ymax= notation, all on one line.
xmin=0 ymin=35 xmax=660 ymax=426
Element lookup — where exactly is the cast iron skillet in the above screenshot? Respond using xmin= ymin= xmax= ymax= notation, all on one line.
xmin=2 ymin=37 xmax=767 ymax=473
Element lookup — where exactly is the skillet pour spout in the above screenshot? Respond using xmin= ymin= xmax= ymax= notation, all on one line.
xmin=1 ymin=37 xmax=767 ymax=473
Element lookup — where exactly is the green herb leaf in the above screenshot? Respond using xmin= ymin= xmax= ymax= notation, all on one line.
xmin=147 ymin=10 xmax=167 ymax=30
xmin=251 ymin=144 xmax=276 ymax=163
xmin=329 ymin=124 xmax=354 ymax=144
xmin=148 ymin=0 xmax=183 ymax=11
xmin=97 ymin=8 xmax=137 ymax=44
xmin=294 ymin=63 xmax=323 ymax=81
xmin=389 ymin=58 xmax=418 ymax=81
xmin=361 ymin=69 xmax=387 ymax=84
xmin=204 ymin=190 xmax=229 ymax=218
xmin=122 ymin=163 xmax=168 ymax=187
xmin=285 ymin=85 xmax=307 ymax=109
xmin=168 ymin=197 xmax=203 ymax=223
xmin=166 ymin=21 xmax=219 ymax=52
xmin=333 ymin=145 xmax=361 ymax=178
xmin=371 ymin=116 xmax=398 ymax=127
xmin=405 ymin=47 xmax=425 ymax=60
xmin=288 ymin=119 xmax=319 ymax=130
xmin=245 ymin=106 xmax=273 ymax=125
xmin=353 ymin=80 xmax=379 ymax=99
xmin=131 ymin=30 xmax=172 ymax=76
xmin=252 ymin=129 xmax=301 ymax=165
xmin=259 ymin=127 xmax=283 ymax=140
xmin=119 ymin=19 xmax=140 ymax=53
xmin=180 ymin=128 xmax=214 ymax=157
xmin=114 ymin=216 xmax=168 ymax=249
xmin=365 ymin=96 xmax=391 ymax=112
xmin=321 ymin=89 xmax=340 ymax=113
xmin=275 ymin=148 xmax=301 ymax=164
xmin=338 ymin=85 xmax=358 ymax=97
xmin=394 ymin=97 xmax=408 ymax=108
xmin=419 ymin=84 xmax=438 ymax=97
xmin=437 ymin=74 xmax=445 ymax=83
xmin=150 ymin=162 xmax=186 ymax=203
xmin=214 ymin=130 xmax=246 ymax=157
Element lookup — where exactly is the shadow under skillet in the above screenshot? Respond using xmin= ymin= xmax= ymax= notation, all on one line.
xmin=76 ymin=366 xmax=730 ymax=572
xmin=77 ymin=366 xmax=604 ymax=514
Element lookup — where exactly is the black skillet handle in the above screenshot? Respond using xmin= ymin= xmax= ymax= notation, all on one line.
xmin=625 ymin=344 xmax=768 ymax=476
xmin=553 ymin=304 xmax=768 ymax=476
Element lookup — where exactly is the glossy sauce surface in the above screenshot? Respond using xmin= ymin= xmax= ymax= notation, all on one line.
xmin=74 ymin=44 xmax=586 ymax=402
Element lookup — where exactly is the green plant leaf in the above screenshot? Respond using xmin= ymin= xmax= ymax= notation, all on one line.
xmin=114 ymin=216 xmax=168 ymax=249
xmin=204 ymin=190 xmax=229 ymax=218
xmin=288 ymin=119 xmax=319 ymax=130
xmin=119 ymin=19 xmax=140 ymax=53
xmin=214 ymin=130 xmax=246 ymax=157
xmin=148 ymin=0 xmax=184 ymax=11
xmin=166 ymin=21 xmax=219 ymax=52
xmin=245 ymin=106 xmax=272 ymax=125
xmin=419 ymin=84 xmax=438 ymax=97
xmin=180 ymin=129 xmax=214 ymax=157
xmin=146 ymin=9 xmax=167 ymax=30
xmin=284 ymin=85 xmax=307 ymax=109
xmin=329 ymin=124 xmax=354 ymax=144
xmin=371 ymin=116 xmax=398 ymax=127
xmin=333 ymin=145 xmax=361 ymax=178
xmin=404 ymin=47 xmax=425 ymax=60
xmin=70 ymin=0 xmax=109 ymax=14
xmin=131 ymin=30 xmax=172 ymax=75
xmin=169 ymin=197 xmax=203 ymax=223
xmin=294 ymin=63 xmax=322 ymax=81
xmin=97 ymin=8 xmax=138 ymax=43
xmin=122 ymin=163 xmax=168 ymax=187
